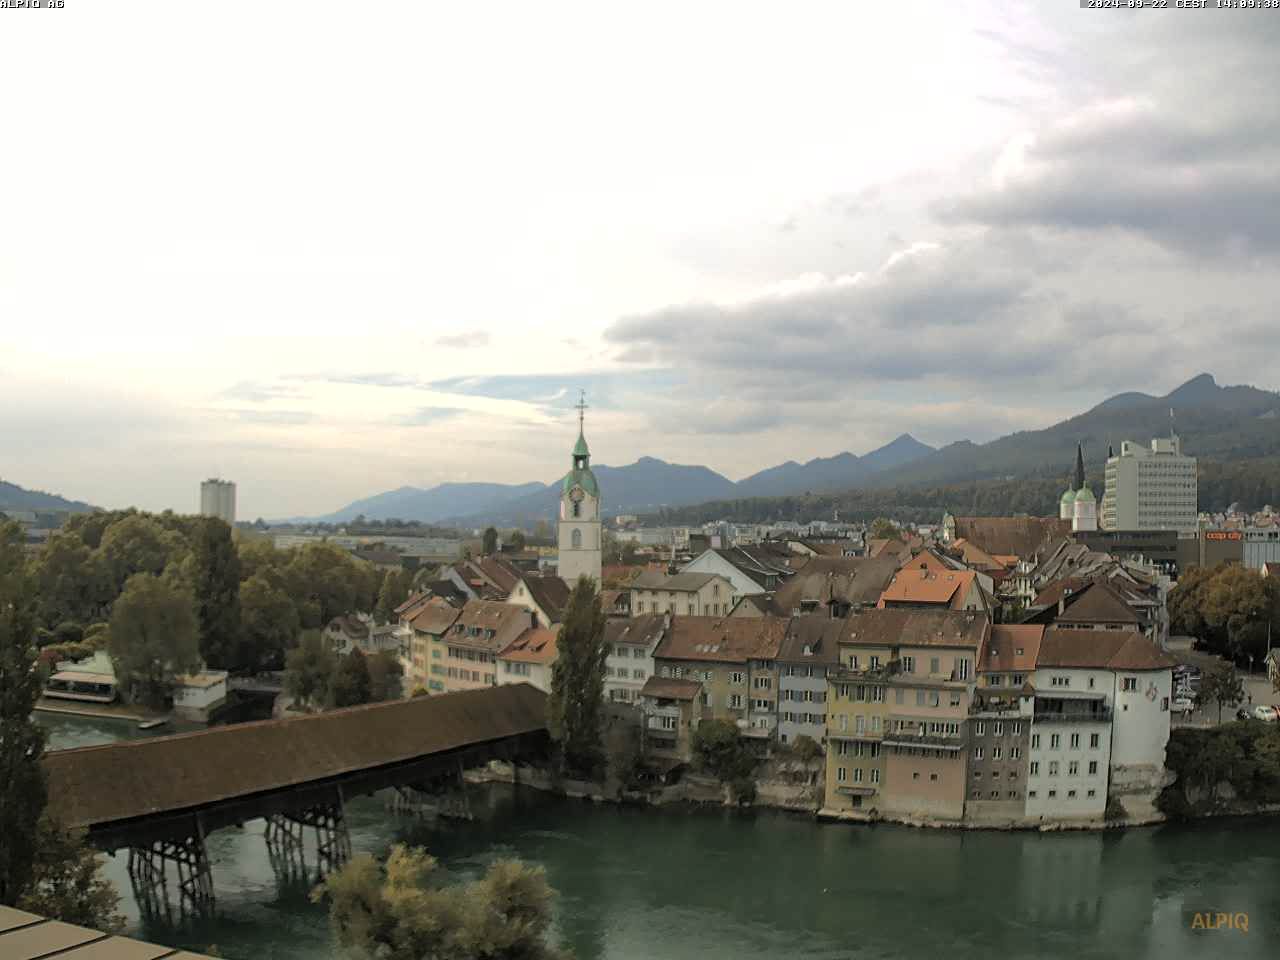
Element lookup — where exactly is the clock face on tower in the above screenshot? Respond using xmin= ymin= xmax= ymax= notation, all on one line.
xmin=569 ymin=486 xmax=585 ymax=503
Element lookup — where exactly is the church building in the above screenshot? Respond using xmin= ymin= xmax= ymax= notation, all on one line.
xmin=557 ymin=395 xmax=603 ymax=584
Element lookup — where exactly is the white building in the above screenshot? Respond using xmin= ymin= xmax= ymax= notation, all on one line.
xmin=172 ymin=669 xmax=229 ymax=723
xmin=557 ymin=397 xmax=602 ymax=585
xmin=200 ymin=478 xmax=237 ymax=526
xmin=1025 ymin=627 xmax=1174 ymax=823
xmin=1101 ymin=436 xmax=1197 ymax=534
xmin=602 ymin=613 xmax=668 ymax=704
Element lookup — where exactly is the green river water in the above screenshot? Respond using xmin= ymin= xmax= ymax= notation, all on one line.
xmin=39 ymin=714 xmax=1279 ymax=960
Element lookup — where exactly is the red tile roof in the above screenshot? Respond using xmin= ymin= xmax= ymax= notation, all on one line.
xmin=654 ymin=615 xmax=788 ymax=664
xmin=981 ymin=625 xmax=1044 ymax=672
xmin=1037 ymin=628 xmax=1176 ymax=670
xmin=499 ymin=627 xmax=559 ymax=665
xmin=640 ymin=676 xmax=702 ymax=701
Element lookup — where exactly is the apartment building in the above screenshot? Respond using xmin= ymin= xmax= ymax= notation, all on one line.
xmin=496 ymin=627 xmax=558 ymax=694
xmin=776 ymin=617 xmax=841 ymax=746
xmin=506 ymin=574 xmax=571 ymax=627
xmin=407 ymin=597 xmax=462 ymax=693
xmin=639 ymin=676 xmax=704 ymax=765
xmin=877 ymin=568 xmax=989 ymax=614
xmin=1025 ymin=628 xmax=1174 ymax=822
xmin=602 ymin=614 xmax=668 ymax=704
xmin=431 ymin=600 xmax=535 ymax=694
xmin=1102 ymin=436 xmax=1198 ymax=534
xmin=968 ymin=624 xmax=1041 ymax=823
xmin=652 ymin=616 xmax=787 ymax=740
xmin=822 ymin=609 xmax=989 ymax=820
xmin=630 ymin=571 xmax=734 ymax=617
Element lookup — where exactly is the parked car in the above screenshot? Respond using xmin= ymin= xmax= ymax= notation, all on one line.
xmin=1171 ymin=697 xmax=1195 ymax=715
xmin=1253 ymin=705 xmax=1278 ymax=723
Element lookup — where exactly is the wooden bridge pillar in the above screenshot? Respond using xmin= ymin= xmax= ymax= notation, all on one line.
xmin=126 ymin=817 xmax=215 ymax=920
xmin=264 ymin=784 xmax=351 ymax=881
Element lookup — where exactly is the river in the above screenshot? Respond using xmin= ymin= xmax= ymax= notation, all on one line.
xmin=39 ymin=714 xmax=1277 ymax=959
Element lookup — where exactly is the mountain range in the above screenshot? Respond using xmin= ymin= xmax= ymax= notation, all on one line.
xmin=308 ymin=373 xmax=1280 ymax=527
xmin=306 ymin=434 xmax=937 ymax=526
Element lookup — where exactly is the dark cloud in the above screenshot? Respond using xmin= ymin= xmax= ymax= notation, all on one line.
xmin=435 ymin=330 xmax=491 ymax=349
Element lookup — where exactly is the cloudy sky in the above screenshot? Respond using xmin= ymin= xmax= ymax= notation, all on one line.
xmin=3 ymin=1 xmax=1277 ymax=518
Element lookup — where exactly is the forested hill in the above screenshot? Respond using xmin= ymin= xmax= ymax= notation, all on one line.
xmin=0 ymin=479 xmax=96 ymax=513
xmin=644 ymin=457 xmax=1280 ymax=526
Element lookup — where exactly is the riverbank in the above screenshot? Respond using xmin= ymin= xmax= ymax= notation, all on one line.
xmin=469 ymin=760 xmax=1280 ymax=833
xmin=33 ymin=697 xmax=165 ymax=725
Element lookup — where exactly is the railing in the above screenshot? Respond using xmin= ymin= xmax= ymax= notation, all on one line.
xmin=833 ymin=659 xmax=901 ymax=681
xmin=1033 ymin=707 xmax=1113 ymax=724
xmin=881 ymin=730 xmax=963 ymax=750
xmin=969 ymin=697 xmax=1023 ymax=716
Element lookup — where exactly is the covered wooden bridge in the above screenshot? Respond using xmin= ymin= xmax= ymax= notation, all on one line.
xmin=43 ymin=683 xmax=549 ymax=916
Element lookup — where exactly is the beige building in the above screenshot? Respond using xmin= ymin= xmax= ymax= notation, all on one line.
xmin=640 ymin=676 xmax=704 ymax=765
xmin=822 ymin=609 xmax=989 ymax=821
xmin=652 ymin=616 xmax=787 ymax=740
xmin=407 ymin=597 xmax=462 ymax=694
xmin=496 ymin=626 xmax=559 ymax=694
xmin=429 ymin=600 xmax=534 ymax=694
xmin=630 ymin=571 xmax=734 ymax=617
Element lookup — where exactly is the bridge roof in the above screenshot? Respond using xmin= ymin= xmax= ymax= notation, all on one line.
xmin=44 ymin=683 xmax=547 ymax=830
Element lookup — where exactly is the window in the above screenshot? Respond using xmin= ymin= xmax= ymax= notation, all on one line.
xmin=975 ymin=722 xmax=985 ymax=736
xmin=1067 ymin=790 xmax=1077 ymax=798
xmin=972 ymin=771 xmax=982 ymax=780
xmin=871 ymin=768 xmax=880 ymax=783
xmin=837 ymin=767 xmax=847 ymax=783
xmin=729 ymin=694 xmax=743 ymax=709
xmin=1048 ymin=790 xmax=1057 ymax=798
xmin=1121 ymin=677 xmax=1138 ymax=692
xmin=871 ymin=686 xmax=884 ymax=703
xmin=1048 ymin=761 xmax=1059 ymax=777
xmin=1088 ymin=677 xmax=1096 ymax=689
xmin=1029 ymin=761 xmax=1040 ymax=776
xmin=1068 ymin=761 xmax=1079 ymax=776
xmin=930 ymin=657 xmax=940 ymax=675
xmin=992 ymin=746 xmax=1002 ymax=760
xmin=753 ymin=676 xmax=771 ymax=689
xmin=1070 ymin=733 xmax=1080 ymax=749
xmin=1087 ymin=789 xmax=1096 ymax=798
xmin=901 ymin=656 xmax=915 ymax=674
xmin=731 ymin=672 xmax=745 ymax=684
xmin=661 ymin=716 xmax=677 ymax=730
xmin=895 ymin=688 xmax=904 ymax=705
xmin=839 ymin=714 xmax=847 ymax=732
xmin=870 ymin=655 xmax=880 ymax=669
xmin=988 ymin=674 xmax=1004 ymax=687
xmin=853 ymin=768 xmax=864 ymax=783
xmin=973 ymin=747 xmax=984 ymax=760
xmin=753 ymin=698 xmax=770 ymax=711
xmin=1050 ymin=734 xmax=1061 ymax=750
xmin=994 ymin=722 xmax=1003 ymax=736
xmin=1011 ymin=747 xmax=1021 ymax=760
xmin=916 ymin=690 xmax=926 ymax=706
xmin=1051 ymin=676 xmax=1070 ymax=688
xmin=1090 ymin=733 xmax=1100 ymax=749
xmin=957 ymin=659 xmax=971 ymax=681
xmin=1029 ymin=790 xmax=1037 ymax=799
xmin=1088 ymin=761 xmax=1098 ymax=776
xmin=931 ymin=773 xmax=939 ymax=782
xmin=1031 ymin=734 xmax=1040 ymax=749
xmin=1012 ymin=673 xmax=1025 ymax=686
xmin=571 ymin=529 xmax=582 ymax=548
xmin=836 ymin=741 xmax=850 ymax=756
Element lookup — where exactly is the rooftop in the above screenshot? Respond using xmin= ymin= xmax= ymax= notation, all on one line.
xmin=840 ymin=608 xmax=990 ymax=651
xmin=980 ymin=624 xmax=1045 ymax=673
xmin=640 ymin=676 xmax=702 ymax=701
xmin=499 ymin=627 xmax=560 ymax=665
xmin=1037 ymin=628 xmax=1177 ymax=671
xmin=654 ymin=615 xmax=788 ymax=664
xmin=631 ymin=571 xmax=724 ymax=592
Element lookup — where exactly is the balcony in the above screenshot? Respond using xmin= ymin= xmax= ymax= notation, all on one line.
xmin=881 ymin=730 xmax=963 ymax=751
xmin=836 ymin=784 xmax=878 ymax=797
xmin=833 ymin=659 xmax=901 ymax=682
xmin=1033 ymin=706 xmax=1112 ymax=724
xmin=969 ymin=695 xmax=1025 ymax=717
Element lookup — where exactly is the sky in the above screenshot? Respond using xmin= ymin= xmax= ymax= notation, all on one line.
xmin=3 ymin=1 xmax=1278 ymax=519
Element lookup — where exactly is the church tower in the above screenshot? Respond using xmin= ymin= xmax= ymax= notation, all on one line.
xmin=557 ymin=392 xmax=602 ymax=585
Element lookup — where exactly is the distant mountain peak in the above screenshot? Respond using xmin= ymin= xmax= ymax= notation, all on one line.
xmin=1166 ymin=372 xmax=1219 ymax=402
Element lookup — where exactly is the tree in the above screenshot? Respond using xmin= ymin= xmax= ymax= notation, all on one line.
xmin=31 ymin=535 xmax=113 ymax=628
xmin=792 ymin=734 xmax=822 ymax=765
xmin=314 ymin=844 xmax=569 ymax=960
xmin=1196 ymin=663 xmax=1245 ymax=725
xmin=188 ymin=518 xmax=242 ymax=670
xmin=18 ymin=821 xmax=123 ymax=931
xmin=107 ymin=572 xmax=202 ymax=709
xmin=483 ymin=527 xmax=499 ymax=557
xmin=97 ymin=514 xmax=187 ymax=595
xmin=330 ymin=649 xmax=373 ymax=708
xmin=366 ymin=650 xmax=404 ymax=703
xmin=285 ymin=632 xmax=337 ymax=709
xmin=510 ymin=531 xmax=526 ymax=552
xmin=690 ymin=719 xmax=755 ymax=783
xmin=1 ymin=521 xmax=122 ymax=927
xmin=375 ymin=569 xmax=413 ymax=625
xmin=547 ymin=577 xmax=608 ymax=775
xmin=1202 ymin=564 xmax=1279 ymax=664
xmin=0 ymin=520 xmax=46 ymax=906
xmin=604 ymin=722 xmax=642 ymax=795
xmin=868 ymin=518 xmax=903 ymax=542
xmin=239 ymin=575 xmax=299 ymax=672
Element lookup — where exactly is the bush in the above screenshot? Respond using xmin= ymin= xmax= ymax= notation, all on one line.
xmin=1156 ymin=784 xmax=1193 ymax=821
xmin=730 ymin=776 xmax=757 ymax=805
xmin=1104 ymin=796 xmax=1127 ymax=822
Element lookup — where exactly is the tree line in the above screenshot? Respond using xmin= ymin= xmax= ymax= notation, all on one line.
xmin=1168 ymin=562 xmax=1280 ymax=666
xmin=28 ymin=509 xmax=418 ymax=708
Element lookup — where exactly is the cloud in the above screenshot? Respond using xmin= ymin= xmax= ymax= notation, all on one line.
xmin=435 ymin=330 xmax=491 ymax=349
xmin=218 ymin=380 xmax=306 ymax=404
xmin=427 ymin=370 xmax=683 ymax=410
xmin=398 ymin=407 xmax=464 ymax=426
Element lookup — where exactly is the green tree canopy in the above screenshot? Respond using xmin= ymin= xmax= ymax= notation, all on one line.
xmin=315 ymin=844 xmax=569 ymax=960
xmin=482 ymin=527 xmax=499 ymax=557
xmin=510 ymin=531 xmax=526 ymax=552
xmin=188 ymin=518 xmax=242 ymax=670
xmin=239 ymin=574 xmax=299 ymax=673
xmin=547 ymin=577 xmax=608 ymax=775
xmin=330 ymin=649 xmax=373 ymax=708
xmin=98 ymin=514 xmax=188 ymax=595
xmin=285 ymin=631 xmax=337 ymax=709
xmin=366 ymin=650 xmax=404 ymax=703
xmin=1196 ymin=664 xmax=1245 ymax=725
xmin=0 ymin=520 xmax=46 ymax=905
xmin=107 ymin=571 xmax=202 ymax=709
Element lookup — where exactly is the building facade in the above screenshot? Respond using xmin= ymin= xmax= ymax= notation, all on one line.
xmin=776 ymin=618 xmax=840 ymax=747
xmin=200 ymin=478 xmax=236 ymax=525
xmin=603 ymin=614 xmax=667 ymax=704
xmin=1102 ymin=436 xmax=1198 ymax=534
xmin=630 ymin=571 xmax=734 ymax=617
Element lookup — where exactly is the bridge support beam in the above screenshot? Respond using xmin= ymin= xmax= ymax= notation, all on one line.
xmin=263 ymin=785 xmax=351 ymax=881
xmin=126 ymin=821 xmax=214 ymax=921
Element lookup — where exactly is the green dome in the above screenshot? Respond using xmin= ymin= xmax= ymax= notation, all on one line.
xmin=1060 ymin=488 xmax=1077 ymax=505
xmin=573 ymin=431 xmax=590 ymax=458
xmin=562 ymin=467 xmax=599 ymax=498
xmin=1074 ymin=485 xmax=1096 ymax=503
